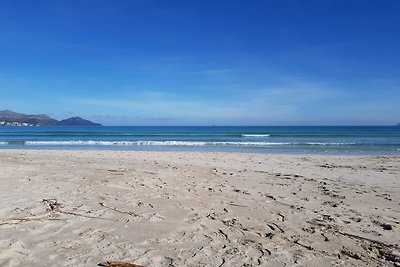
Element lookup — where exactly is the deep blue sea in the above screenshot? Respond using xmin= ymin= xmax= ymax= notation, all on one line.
xmin=0 ymin=126 xmax=399 ymax=155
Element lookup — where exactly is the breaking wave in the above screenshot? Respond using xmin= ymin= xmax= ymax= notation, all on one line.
xmin=1 ymin=140 xmax=359 ymax=147
xmin=241 ymin=134 xmax=270 ymax=137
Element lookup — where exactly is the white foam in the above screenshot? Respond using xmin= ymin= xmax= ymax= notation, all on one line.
xmin=306 ymin=142 xmax=356 ymax=146
xmin=23 ymin=140 xmax=356 ymax=147
xmin=0 ymin=141 xmax=7 ymax=145
xmin=25 ymin=140 xmax=270 ymax=146
xmin=242 ymin=134 xmax=270 ymax=137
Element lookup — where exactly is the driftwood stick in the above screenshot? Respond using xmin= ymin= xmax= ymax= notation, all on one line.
xmin=99 ymin=202 xmax=139 ymax=217
xmin=98 ymin=261 xmax=145 ymax=267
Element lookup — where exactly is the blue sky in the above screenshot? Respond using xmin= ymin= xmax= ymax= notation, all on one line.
xmin=0 ymin=0 xmax=399 ymax=125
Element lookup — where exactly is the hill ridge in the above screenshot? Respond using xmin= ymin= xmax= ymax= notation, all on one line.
xmin=0 ymin=110 xmax=101 ymax=126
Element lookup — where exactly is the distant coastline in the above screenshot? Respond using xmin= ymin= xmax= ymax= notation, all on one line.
xmin=0 ymin=109 xmax=101 ymax=126
xmin=0 ymin=121 xmax=36 ymax=127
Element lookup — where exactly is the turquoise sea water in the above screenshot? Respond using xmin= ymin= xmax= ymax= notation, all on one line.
xmin=0 ymin=126 xmax=399 ymax=155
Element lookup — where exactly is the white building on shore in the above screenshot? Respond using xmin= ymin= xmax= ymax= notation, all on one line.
xmin=0 ymin=121 xmax=35 ymax=126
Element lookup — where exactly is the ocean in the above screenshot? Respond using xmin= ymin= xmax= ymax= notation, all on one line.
xmin=0 ymin=126 xmax=399 ymax=155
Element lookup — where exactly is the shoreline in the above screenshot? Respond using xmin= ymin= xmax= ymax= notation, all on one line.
xmin=1 ymin=147 xmax=400 ymax=157
xmin=0 ymin=149 xmax=399 ymax=266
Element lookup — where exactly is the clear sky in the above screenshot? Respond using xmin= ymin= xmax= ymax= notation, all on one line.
xmin=0 ymin=0 xmax=399 ymax=126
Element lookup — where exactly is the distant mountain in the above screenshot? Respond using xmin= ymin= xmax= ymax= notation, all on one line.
xmin=0 ymin=110 xmax=101 ymax=126
xmin=59 ymin=117 xmax=101 ymax=126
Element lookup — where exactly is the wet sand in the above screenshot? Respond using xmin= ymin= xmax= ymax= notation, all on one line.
xmin=0 ymin=150 xmax=399 ymax=266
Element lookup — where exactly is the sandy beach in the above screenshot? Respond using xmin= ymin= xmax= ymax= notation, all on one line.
xmin=0 ymin=149 xmax=399 ymax=266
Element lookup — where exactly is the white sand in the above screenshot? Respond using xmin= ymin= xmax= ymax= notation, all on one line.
xmin=0 ymin=150 xmax=399 ymax=266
